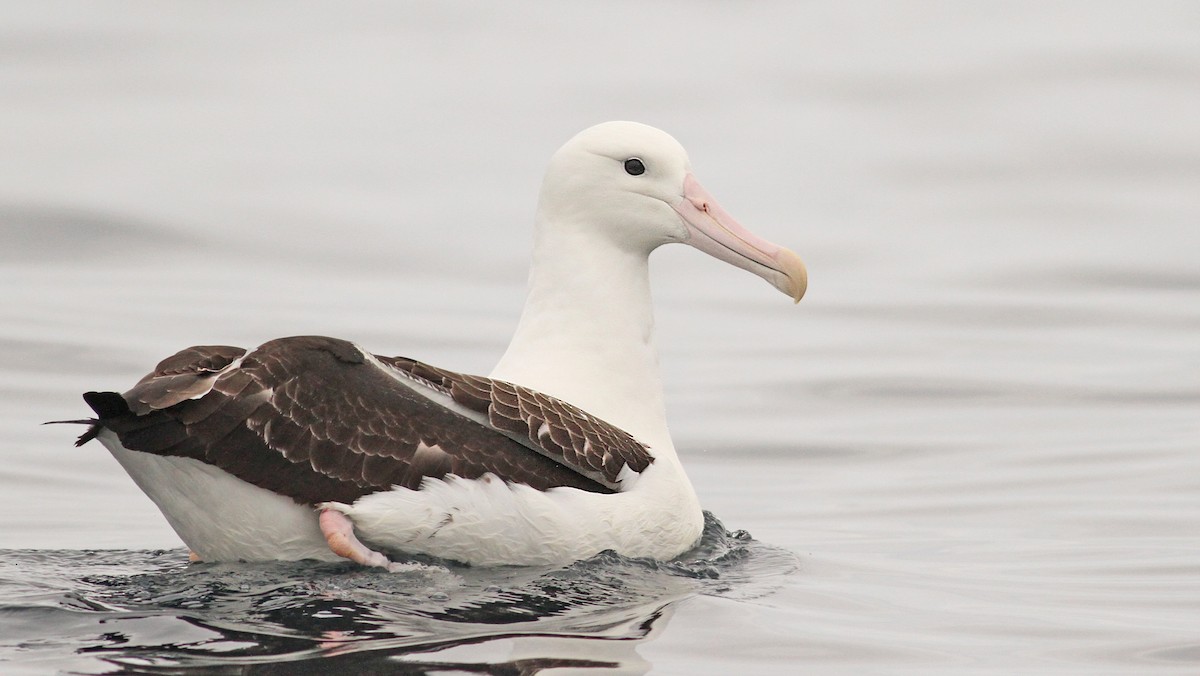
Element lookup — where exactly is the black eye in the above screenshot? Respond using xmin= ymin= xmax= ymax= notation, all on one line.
xmin=623 ymin=158 xmax=646 ymax=176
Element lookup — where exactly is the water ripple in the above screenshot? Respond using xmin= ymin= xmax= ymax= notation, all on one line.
xmin=0 ymin=512 xmax=796 ymax=674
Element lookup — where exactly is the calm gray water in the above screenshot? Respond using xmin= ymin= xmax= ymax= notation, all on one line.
xmin=2 ymin=2 xmax=1198 ymax=673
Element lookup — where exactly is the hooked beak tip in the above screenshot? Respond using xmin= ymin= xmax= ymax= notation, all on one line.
xmin=775 ymin=247 xmax=808 ymax=303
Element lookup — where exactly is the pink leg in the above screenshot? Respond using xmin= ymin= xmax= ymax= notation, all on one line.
xmin=318 ymin=509 xmax=393 ymax=569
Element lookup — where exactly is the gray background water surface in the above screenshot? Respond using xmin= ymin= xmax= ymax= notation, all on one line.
xmin=2 ymin=2 xmax=1198 ymax=673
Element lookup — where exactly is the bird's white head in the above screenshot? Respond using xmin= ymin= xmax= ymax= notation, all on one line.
xmin=538 ymin=121 xmax=807 ymax=303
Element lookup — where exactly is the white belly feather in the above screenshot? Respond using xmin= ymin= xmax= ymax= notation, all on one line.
xmin=99 ymin=430 xmax=338 ymax=562
xmin=97 ymin=430 xmax=703 ymax=567
xmin=328 ymin=458 xmax=703 ymax=567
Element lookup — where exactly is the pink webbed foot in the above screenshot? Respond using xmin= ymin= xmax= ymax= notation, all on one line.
xmin=318 ymin=508 xmax=394 ymax=570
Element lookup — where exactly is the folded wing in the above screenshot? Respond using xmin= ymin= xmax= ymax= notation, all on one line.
xmin=82 ymin=336 xmax=652 ymax=505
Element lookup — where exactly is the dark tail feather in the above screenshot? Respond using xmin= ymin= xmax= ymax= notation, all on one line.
xmin=82 ymin=391 xmax=132 ymax=418
xmin=46 ymin=391 xmax=132 ymax=447
xmin=43 ymin=418 xmax=102 ymax=447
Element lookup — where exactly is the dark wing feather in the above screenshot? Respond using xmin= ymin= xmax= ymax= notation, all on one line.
xmin=125 ymin=345 xmax=247 ymax=415
xmin=378 ymin=356 xmax=653 ymax=485
xmin=84 ymin=335 xmax=652 ymax=505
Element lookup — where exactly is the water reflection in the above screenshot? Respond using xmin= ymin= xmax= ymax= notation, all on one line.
xmin=85 ymin=598 xmax=676 ymax=674
xmin=1 ymin=513 xmax=795 ymax=674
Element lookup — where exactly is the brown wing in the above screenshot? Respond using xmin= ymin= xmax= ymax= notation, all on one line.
xmin=83 ymin=335 xmax=652 ymax=505
xmin=378 ymin=356 xmax=653 ymax=488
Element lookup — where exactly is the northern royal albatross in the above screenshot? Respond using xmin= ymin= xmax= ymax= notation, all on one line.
xmin=66 ymin=122 xmax=807 ymax=569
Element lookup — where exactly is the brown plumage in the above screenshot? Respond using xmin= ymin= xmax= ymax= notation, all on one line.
xmin=80 ymin=336 xmax=653 ymax=505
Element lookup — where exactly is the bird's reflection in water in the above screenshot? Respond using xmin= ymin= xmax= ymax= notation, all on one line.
xmin=68 ymin=513 xmax=793 ymax=674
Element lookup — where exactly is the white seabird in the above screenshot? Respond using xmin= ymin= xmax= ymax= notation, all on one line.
xmin=68 ymin=121 xmax=807 ymax=568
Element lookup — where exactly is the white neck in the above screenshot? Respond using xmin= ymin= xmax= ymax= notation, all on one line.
xmin=489 ymin=214 xmax=675 ymax=458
